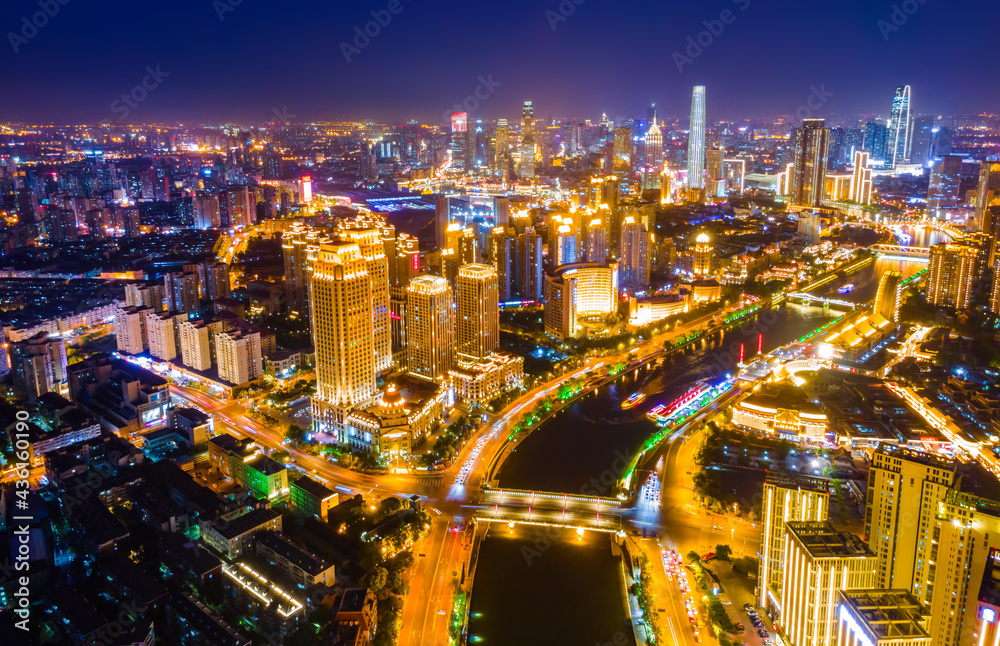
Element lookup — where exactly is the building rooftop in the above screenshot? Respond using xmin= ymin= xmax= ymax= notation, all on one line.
xmin=256 ymin=530 xmax=333 ymax=576
xmin=292 ymin=476 xmax=337 ymax=502
xmin=763 ymin=471 xmax=830 ymax=495
xmin=874 ymin=444 xmax=956 ymax=472
xmin=215 ymin=507 xmax=280 ymax=540
xmin=785 ymin=521 xmax=873 ymax=559
xmin=838 ymin=589 xmax=931 ymax=640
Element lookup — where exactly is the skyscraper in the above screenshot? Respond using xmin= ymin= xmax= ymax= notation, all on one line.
xmin=864 ymin=122 xmax=890 ymax=166
xmin=518 ymin=101 xmax=535 ymax=179
xmin=553 ymin=223 xmax=577 ymax=267
xmin=757 ymin=474 xmax=830 ymax=612
xmin=976 ymin=159 xmax=1000 ymax=235
xmin=888 ymin=85 xmax=912 ymax=168
xmin=927 ymin=154 xmax=964 ymax=209
xmin=790 ymin=119 xmax=830 ymax=207
xmin=864 ymin=446 xmax=956 ymax=602
xmin=517 ymin=227 xmax=544 ymax=302
xmin=585 ymin=218 xmax=608 ymax=264
xmin=618 ymin=215 xmax=650 ymax=288
xmin=456 ymin=264 xmax=499 ymax=365
xmin=927 ymin=242 xmax=980 ymax=309
xmin=692 ymin=231 xmax=713 ymax=276
xmin=310 ymin=243 xmax=377 ymax=434
xmin=406 ymin=275 xmax=454 ymax=382
xmin=850 ymin=151 xmax=873 ymax=205
xmin=335 ymin=223 xmax=392 ymax=374
xmin=687 ymin=86 xmax=707 ymax=190
xmin=164 ymin=271 xmax=201 ymax=314
xmin=490 ymin=227 xmax=516 ymax=302
xmin=644 ymin=118 xmax=663 ymax=189
xmin=451 ymin=112 xmax=469 ymax=171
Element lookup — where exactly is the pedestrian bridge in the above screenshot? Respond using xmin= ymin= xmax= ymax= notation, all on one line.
xmin=475 ymin=488 xmax=625 ymax=533
xmin=785 ymin=292 xmax=858 ymax=309
xmin=869 ymin=244 xmax=930 ymax=259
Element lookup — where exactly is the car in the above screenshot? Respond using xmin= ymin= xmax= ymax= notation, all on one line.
xmin=743 ymin=603 xmax=755 ymax=612
xmin=733 ymin=622 xmax=745 ymax=631
xmin=758 ymin=629 xmax=770 ymax=638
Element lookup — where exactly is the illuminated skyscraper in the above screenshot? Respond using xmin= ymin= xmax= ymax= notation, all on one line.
xmin=335 ymin=224 xmax=392 ymax=374
xmin=517 ymin=227 xmax=544 ymax=302
xmin=790 ymin=119 xmax=830 ymax=207
xmin=864 ymin=121 xmax=890 ymax=166
xmin=864 ymin=446 xmax=956 ymax=602
xmin=927 ymin=242 xmax=980 ymax=309
xmin=618 ymin=216 xmax=650 ymax=289
xmin=495 ymin=119 xmax=511 ymax=179
xmin=976 ymin=160 xmax=1000 ymax=236
xmin=543 ymin=262 xmax=618 ymax=339
xmin=888 ymin=85 xmax=912 ymax=168
xmin=705 ymin=147 xmax=726 ymax=197
xmin=310 ymin=243 xmax=377 ymax=434
xmin=553 ymin=223 xmax=577 ymax=267
xmin=644 ymin=117 xmax=663 ymax=189
xmin=850 ymin=151 xmax=873 ymax=205
xmin=518 ymin=101 xmax=535 ymax=179
xmin=456 ymin=264 xmax=499 ymax=365
xmin=756 ymin=473 xmax=829 ymax=612
xmin=451 ymin=112 xmax=469 ymax=171
xmin=777 ymin=522 xmax=878 ymax=646
xmin=927 ymin=154 xmax=964 ymax=209
xmin=687 ymin=86 xmax=707 ymax=190
xmin=613 ymin=126 xmax=632 ymax=174
xmin=406 ymin=275 xmax=454 ymax=382
xmin=584 ymin=218 xmax=608 ymax=264
xmin=490 ymin=227 xmax=516 ymax=302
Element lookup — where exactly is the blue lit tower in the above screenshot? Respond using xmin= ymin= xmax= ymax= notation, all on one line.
xmin=888 ymin=85 xmax=912 ymax=168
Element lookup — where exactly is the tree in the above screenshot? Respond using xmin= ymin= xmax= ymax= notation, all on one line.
xmin=286 ymin=424 xmax=306 ymax=443
xmin=363 ymin=566 xmax=387 ymax=593
xmin=686 ymin=550 xmax=701 ymax=564
xmin=715 ymin=544 xmax=733 ymax=561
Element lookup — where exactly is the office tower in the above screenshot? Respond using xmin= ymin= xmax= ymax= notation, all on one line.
xmin=790 ymin=119 xmax=830 ymax=207
xmin=179 ymin=318 xmax=225 ymax=370
xmin=797 ymin=211 xmax=823 ymax=245
xmin=490 ymin=227 xmax=515 ymax=302
xmin=396 ymin=233 xmax=419 ymax=287
xmin=850 ymin=151 xmax=873 ymax=205
xmin=909 ymin=114 xmax=936 ymax=167
xmin=612 ymin=127 xmax=632 ymax=174
xmin=164 ymin=271 xmax=201 ymax=314
xmin=115 ymin=306 xmax=151 ymax=355
xmin=335 ymin=224 xmax=391 ymax=374
xmin=687 ymin=86 xmax=707 ymax=190
xmin=777 ymin=522 xmax=878 ymax=646
xmin=519 ymin=101 xmax=535 ymax=179
xmin=216 ymin=329 xmax=263 ymax=385
xmin=927 ymin=154 xmax=964 ymax=209
xmin=928 ymin=491 xmax=1000 ymax=646
xmin=873 ymin=270 xmax=903 ymax=322
xmin=864 ymin=122 xmax=890 ymax=166
xmin=204 ymin=263 xmax=231 ymax=302
xmin=553 ymin=224 xmax=577 ymax=267
xmin=705 ymin=147 xmax=726 ymax=197
xmin=864 ymin=446 xmax=956 ymax=601
xmin=757 ymin=474 xmax=830 ymax=611
xmin=145 ymin=310 xmax=187 ymax=361
xmin=927 ymin=242 xmax=980 ymax=309
xmin=723 ymin=158 xmax=745 ymax=195
xmin=692 ymin=231 xmax=713 ymax=276
xmin=389 ymin=285 xmax=406 ymax=352
xmin=888 ymin=85 xmax=912 ymax=168
xmin=456 ymin=264 xmax=499 ymax=365
xmin=450 ymin=112 xmax=468 ymax=171
xmin=493 ymin=120 xmax=511 ymax=178
xmin=644 ymin=118 xmax=663 ymax=188
xmin=310 ymin=243 xmax=377 ymax=425
xmin=517 ymin=227 xmax=544 ymax=302
xmin=282 ymin=222 xmax=320 ymax=313
xmin=976 ymin=160 xmax=1000 ymax=234
xmin=585 ymin=218 xmax=608 ymax=264
xmin=406 ymin=275 xmax=454 ymax=382
xmin=836 ymin=590 xmax=932 ymax=646
xmin=8 ymin=332 xmax=68 ymax=401
xmin=618 ymin=216 xmax=650 ymax=289
xmin=543 ymin=262 xmax=618 ymax=339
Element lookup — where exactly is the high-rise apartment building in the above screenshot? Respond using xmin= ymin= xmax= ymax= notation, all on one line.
xmin=864 ymin=446 xmax=956 ymax=602
xmin=124 ymin=281 xmax=165 ymax=311
xmin=204 ymin=263 xmax=231 ymax=302
xmin=8 ymin=332 xmax=68 ymax=401
xmin=115 ymin=305 xmax=152 ymax=355
xmin=310 ymin=243 xmax=377 ymax=433
xmin=179 ymin=318 xmax=226 ymax=371
xmin=888 ymin=85 xmax=912 ymax=168
xmin=456 ymin=264 xmax=499 ymax=365
xmin=517 ymin=227 xmax=544 ymax=303
xmin=145 ymin=310 xmax=187 ymax=361
xmin=618 ymin=216 xmax=650 ymax=288
xmin=282 ymin=222 xmax=320 ymax=314
xmin=585 ymin=218 xmax=608 ymax=264
xmin=778 ymin=522 xmax=878 ymax=646
xmin=927 ymin=242 xmax=980 ymax=309
xmin=490 ymin=227 xmax=516 ymax=302
xmin=687 ymin=86 xmax=707 ymax=190
xmin=790 ymin=119 xmax=830 ymax=207
xmin=216 ymin=329 xmax=263 ymax=386
xmin=757 ymin=473 xmax=830 ymax=611
xmin=164 ymin=271 xmax=201 ymax=314
xmin=406 ymin=275 xmax=454 ymax=382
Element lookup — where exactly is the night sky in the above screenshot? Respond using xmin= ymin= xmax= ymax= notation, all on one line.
xmin=1 ymin=0 xmax=996 ymax=125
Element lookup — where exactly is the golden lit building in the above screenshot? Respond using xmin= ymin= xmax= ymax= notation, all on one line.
xmin=927 ymin=242 xmax=979 ymax=309
xmin=692 ymin=231 xmax=713 ymax=276
xmin=450 ymin=352 xmax=524 ymax=408
xmin=836 ymin=590 xmax=931 ymax=646
xmin=310 ymin=242 xmax=377 ymax=437
xmin=757 ymin=473 xmax=830 ymax=612
xmin=456 ymin=264 xmax=499 ymax=365
xmin=777 ymin=522 xmax=877 ymax=646
xmin=543 ymin=262 xmax=619 ymax=340
xmin=732 ymin=381 xmax=828 ymax=439
xmin=406 ymin=275 xmax=454 ymax=382
xmin=345 ymin=379 xmax=447 ymax=457
xmin=334 ymin=222 xmax=392 ymax=374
